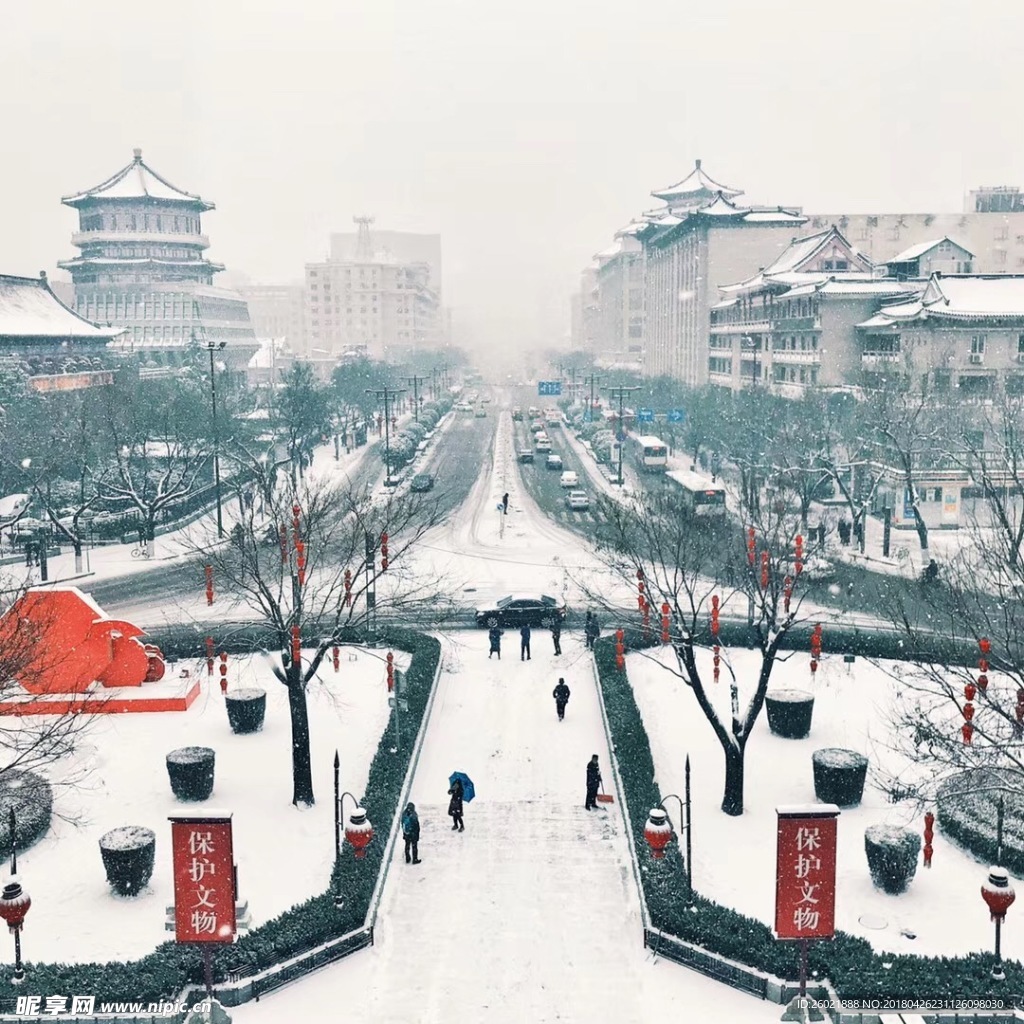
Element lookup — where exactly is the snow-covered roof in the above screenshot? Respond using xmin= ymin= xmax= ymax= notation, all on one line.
xmin=887 ymin=237 xmax=975 ymax=263
xmin=248 ymin=338 xmax=291 ymax=369
xmin=0 ymin=274 xmax=124 ymax=340
xmin=651 ymin=159 xmax=743 ymax=203
xmin=859 ymin=274 xmax=1024 ymax=328
xmin=62 ymin=150 xmax=214 ymax=210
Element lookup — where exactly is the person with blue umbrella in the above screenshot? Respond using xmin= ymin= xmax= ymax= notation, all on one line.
xmin=448 ymin=772 xmax=474 ymax=832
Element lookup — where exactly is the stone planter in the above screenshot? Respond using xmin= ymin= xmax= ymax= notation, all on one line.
xmin=865 ymin=824 xmax=921 ymax=894
xmin=99 ymin=826 xmax=156 ymax=896
xmin=166 ymin=746 xmax=215 ymax=801
xmin=226 ymin=688 xmax=267 ymax=735
xmin=812 ymin=748 xmax=869 ymax=807
xmin=765 ymin=689 xmax=815 ymax=739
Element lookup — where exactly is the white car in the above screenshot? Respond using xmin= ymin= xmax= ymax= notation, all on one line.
xmin=535 ymin=437 xmax=552 ymax=453
xmin=566 ymin=490 xmax=590 ymax=511
xmin=559 ymin=470 xmax=579 ymax=488
xmin=546 ymin=454 xmax=564 ymax=470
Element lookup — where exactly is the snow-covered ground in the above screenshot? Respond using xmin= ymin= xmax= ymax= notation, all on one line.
xmin=17 ymin=648 xmax=401 ymax=964
xmin=231 ymin=631 xmax=783 ymax=1024
xmin=630 ymin=644 xmax=1021 ymax=961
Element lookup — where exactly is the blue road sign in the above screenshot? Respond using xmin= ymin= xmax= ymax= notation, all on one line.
xmin=667 ymin=408 xmax=686 ymax=423
xmin=538 ymin=381 xmax=563 ymax=397
xmin=637 ymin=408 xmax=654 ymax=423
xmin=616 ymin=431 xmax=627 ymax=443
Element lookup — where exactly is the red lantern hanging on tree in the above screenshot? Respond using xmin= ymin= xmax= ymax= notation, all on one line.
xmin=713 ymin=644 xmax=721 ymax=684
xmin=810 ymin=623 xmax=823 ymax=677
xmin=333 ymin=645 xmax=341 ymax=673
xmin=760 ymin=550 xmax=769 ymax=590
xmin=205 ymin=636 xmax=215 ymax=677
xmin=296 ymin=539 xmax=306 ymax=587
xmin=292 ymin=504 xmax=302 ymax=546
xmin=710 ymin=595 xmax=720 ymax=637
xmin=794 ymin=534 xmax=804 ymax=577
xmin=660 ymin=602 xmax=671 ymax=645
xmin=747 ymin=527 xmax=756 ymax=567
xmin=615 ymin=628 xmax=625 ymax=670
xmin=923 ymin=811 xmax=934 ymax=868
xmin=978 ymin=637 xmax=991 ymax=692
xmin=219 ymin=651 xmax=228 ymax=695
xmin=205 ymin=564 xmax=214 ymax=606
xmin=344 ymin=569 xmax=352 ymax=607
xmin=636 ymin=569 xmax=645 ymax=611
xmin=380 ymin=532 xmax=389 ymax=572
xmin=386 ymin=652 xmax=395 ymax=692
xmin=291 ymin=625 xmax=302 ymax=669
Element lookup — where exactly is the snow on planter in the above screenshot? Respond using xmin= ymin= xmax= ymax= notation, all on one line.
xmin=166 ymin=746 xmax=215 ymax=801
xmin=99 ymin=826 xmax=156 ymax=896
xmin=812 ymin=748 xmax=868 ymax=808
xmin=765 ymin=688 xmax=814 ymax=739
xmin=864 ymin=824 xmax=921 ymax=894
xmin=225 ymin=688 xmax=266 ymax=735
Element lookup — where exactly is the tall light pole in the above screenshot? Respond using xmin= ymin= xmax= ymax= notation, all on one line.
xmin=366 ymin=385 xmax=406 ymax=487
xmin=603 ymin=385 xmax=641 ymax=487
xmin=205 ymin=339 xmax=227 ymax=538
xmin=585 ymin=373 xmax=602 ymax=422
xmin=402 ymin=375 xmax=427 ymax=423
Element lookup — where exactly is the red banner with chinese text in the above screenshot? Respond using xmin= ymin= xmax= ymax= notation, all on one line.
xmin=774 ymin=808 xmax=838 ymax=940
xmin=170 ymin=816 xmax=237 ymax=944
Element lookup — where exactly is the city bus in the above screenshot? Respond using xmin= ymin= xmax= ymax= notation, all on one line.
xmin=666 ymin=468 xmax=727 ymax=515
xmin=629 ymin=435 xmax=669 ymax=473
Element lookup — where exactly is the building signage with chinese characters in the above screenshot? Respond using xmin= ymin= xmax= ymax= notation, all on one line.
xmin=774 ymin=805 xmax=839 ymax=940
xmin=170 ymin=814 xmax=237 ymax=944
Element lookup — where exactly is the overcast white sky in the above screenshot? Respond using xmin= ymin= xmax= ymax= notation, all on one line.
xmin=1 ymin=0 xmax=1022 ymax=355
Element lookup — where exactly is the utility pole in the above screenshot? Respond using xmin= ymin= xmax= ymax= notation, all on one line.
xmin=365 ymin=385 xmax=407 ymax=487
xmin=204 ymin=337 xmax=228 ymax=538
xmin=585 ymin=373 xmax=602 ymax=422
xmin=603 ymin=384 xmax=641 ymax=487
xmin=402 ymin=375 xmax=427 ymax=423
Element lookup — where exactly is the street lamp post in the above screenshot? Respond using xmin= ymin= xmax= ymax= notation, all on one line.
xmin=205 ymin=340 xmax=227 ymax=538
xmin=981 ymin=795 xmax=1016 ymax=980
xmin=603 ymin=385 xmax=641 ymax=487
xmin=642 ymin=764 xmax=694 ymax=906
xmin=366 ymin=385 xmax=406 ymax=487
xmin=0 ymin=809 xmax=31 ymax=984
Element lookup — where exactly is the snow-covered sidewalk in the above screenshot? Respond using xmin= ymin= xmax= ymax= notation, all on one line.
xmin=231 ymin=632 xmax=783 ymax=1023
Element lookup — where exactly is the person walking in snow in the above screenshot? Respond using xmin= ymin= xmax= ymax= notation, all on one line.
xmin=502 ymin=492 xmax=509 ymax=515
xmin=520 ymin=623 xmax=532 ymax=661
xmin=585 ymin=754 xmax=602 ymax=810
xmin=552 ymin=678 xmax=570 ymax=721
xmin=401 ymin=802 xmax=421 ymax=864
xmin=488 ymin=625 xmax=503 ymax=659
xmin=550 ymin=619 xmax=562 ymax=656
xmin=584 ymin=611 xmax=600 ymax=650
xmin=448 ymin=777 xmax=465 ymax=832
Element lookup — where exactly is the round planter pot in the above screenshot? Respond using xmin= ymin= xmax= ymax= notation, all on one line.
xmin=765 ymin=689 xmax=815 ymax=739
xmin=166 ymin=746 xmax=215 ymax=801
xmin=864 ymin=824 xmax=921 ymax=895
xmin=813 ymin=748 xmax=869 ymax=807
xmin=99 ymin=826 xmax=156 ymax=896
xmin=226 ymin=688 xmax=267 ymax=735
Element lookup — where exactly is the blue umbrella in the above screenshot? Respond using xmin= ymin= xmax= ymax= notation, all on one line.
xmin=449 ymin=771 xmax=475 ymax=803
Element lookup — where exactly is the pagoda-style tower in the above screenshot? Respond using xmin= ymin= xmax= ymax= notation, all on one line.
xmin=58 ymin=149 xmax=257 ymax=369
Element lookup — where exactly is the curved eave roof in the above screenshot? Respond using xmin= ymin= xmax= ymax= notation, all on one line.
xmin=0 ymin=274 xmax=125 ymax=340
xmin=62 ymin=151 xmax=214 ymax=210
xmin=58 ymin=257 xmax=225 ymax=270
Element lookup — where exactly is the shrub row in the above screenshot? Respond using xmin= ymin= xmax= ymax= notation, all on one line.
xmin=0 ymin=629 xmax=441 ymax=1012
xmin=593 ymin=635 xmax=1024 ymax=1004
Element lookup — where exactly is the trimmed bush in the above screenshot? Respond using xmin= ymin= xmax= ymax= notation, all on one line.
xmin=864 ymin=825 xmax=921 ymax=894
xmin=0 ymin=770 xmax=52 ymax=861
xmin=166 ymin=747 xmax=215 ymax=801
xmin=765 ymin=689 xmax=814 ymax=739
xmin=226 ymin=689 xmax=266 ymax=735
xmin=812 ymin=748 xmax=868 ymax=808
xmin=936 ymin=768 xmax=1024 ymax=876
xmin=99 ymin=826 xmax=156 ymax=896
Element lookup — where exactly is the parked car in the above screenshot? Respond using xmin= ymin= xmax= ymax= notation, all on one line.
xmin=475 ymin=592 xmax=567 ymax=628
xmin=475 ymin=408 xmax=487 ymax=418
xmin=559 ymin=470 xmax=578 ymax=488
xmin=546 ymin=454 xmax=564 ymax=470
xmin=535 ymin=438 xmax=552 ymax=453
xmin=528 ymin=406 xmax=539 ymax=418
xmin=410 ymin=473 xmax=435 ymax=493
xmin=517 ymin=450 xmax=535 ymax=464
xmin=530 ymin=421 xmax=546 ymax=434
xmin=565 ymin=490 xmax=590 ymax=511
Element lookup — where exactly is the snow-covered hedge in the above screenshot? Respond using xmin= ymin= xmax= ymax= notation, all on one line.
xmin=937 ymin=768 xmax=1024 ymax=877
xmin=0 ymin=770 xmax=52 ymax=860
xmin=0 ymin=628 xmax=441 ymax=1012
xmin=594 ymin=633 xmax=1024 ymax=1004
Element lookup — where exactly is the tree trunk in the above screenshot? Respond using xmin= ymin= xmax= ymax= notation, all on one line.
xmin=721 ymin=740 xmax=746 ymax=816
xmin=73 ymin=539 xmax=83 ymax=575
xmin=287 ymin=670 xmax=315 ymax=806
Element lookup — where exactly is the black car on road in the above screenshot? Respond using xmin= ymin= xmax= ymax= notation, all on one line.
xmin=475 ymin=593 xmax=567 ymax=628
xmin=410 ymin=473 xmax=435 ymax=492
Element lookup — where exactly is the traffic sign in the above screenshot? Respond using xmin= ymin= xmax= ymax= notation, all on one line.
xmin=637 ymin=408 xmax=654 ymax=423
xmin=667 ymin=408 xmax=686 ymax=423
xmin=538 ymin=381 xmax=562 ymax=397
xmin=616 ymin=431 xmax=627 ymax=443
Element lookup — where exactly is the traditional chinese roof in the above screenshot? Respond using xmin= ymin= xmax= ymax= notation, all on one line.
xmin=858 ymin=274 xmax=1024 ymax=329
xmin=651 ymin=159 xmax=743 ymax=203
xmin=62 ymin=149 xmax=214 ymax=210
xmin=0 ymin=274 xmax=124 ymax=340
xmin=886 ymin=236 xmax=975 ymax=263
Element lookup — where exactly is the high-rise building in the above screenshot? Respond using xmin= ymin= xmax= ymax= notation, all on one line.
xmin=58 ymin=149 xmax=258 ymax=371
xmin=305 ymin=218 xmax=441 ymax=363
xmin=329 ymin=229 xmax=442 ymax=293
xmin=236 ymin=283 xmax=306 ymax=353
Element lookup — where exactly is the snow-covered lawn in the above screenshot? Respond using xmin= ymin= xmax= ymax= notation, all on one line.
xmin=15 ymin=647 xmax=403 ymax=964
xmin=629 ymin=645 xmax=1022 ymax=961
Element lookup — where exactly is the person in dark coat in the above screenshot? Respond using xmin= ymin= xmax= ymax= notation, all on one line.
xmin=552 ymin=678 xmax=570 ymax=721
xmin=584 ymin=612 xmax=600 ymax=650
xmin=502 ymin=492 xmax=509 ymax=515
xmin=520 ymin=623 xmax=532 ymax=661
xmin=401 ymin=802 xmax=421 ymax=864
xmin=585 ymin=754 xmax=602 ymax=810
xmin=488 ymin=625 xmax=503 ymax=659
xmin=551 ymin=619 xmax=561 ymax=656
xmin=448 ymin=778 xmax=465 ymax=832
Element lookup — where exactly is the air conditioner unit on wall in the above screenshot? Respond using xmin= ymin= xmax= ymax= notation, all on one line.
xmin=969 ymin=353 xmax=984 ymax=364
xmin=1017 ymin=352 xmax=1024 ymax=363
